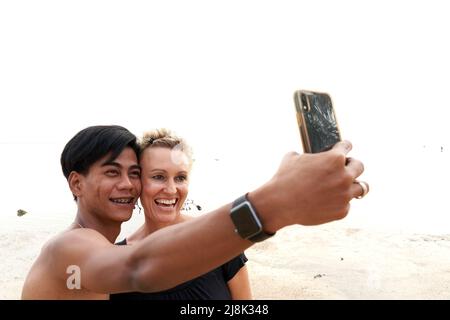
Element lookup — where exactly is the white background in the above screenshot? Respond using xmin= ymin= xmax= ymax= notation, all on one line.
xmin=0 ymin=0 xmax=449 ymax=233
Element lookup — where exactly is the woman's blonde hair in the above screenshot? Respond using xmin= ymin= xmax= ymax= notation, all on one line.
xmin=139 ymin=128 xmax=193 ymax=168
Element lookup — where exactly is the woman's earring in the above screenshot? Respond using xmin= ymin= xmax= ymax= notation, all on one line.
xmin=135 ymin=201 xmax=142 ymax=214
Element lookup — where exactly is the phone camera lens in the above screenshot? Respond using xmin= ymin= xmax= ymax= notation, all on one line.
xmin=301 ymin=94 xmax=310 ymax=112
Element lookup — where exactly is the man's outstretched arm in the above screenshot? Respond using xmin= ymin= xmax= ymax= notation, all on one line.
xmin=125 ymin=140 xmax=366 ymax=292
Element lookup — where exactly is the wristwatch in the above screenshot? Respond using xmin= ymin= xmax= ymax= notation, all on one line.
xmin=230 ymin=193 xmax=275 ymax=242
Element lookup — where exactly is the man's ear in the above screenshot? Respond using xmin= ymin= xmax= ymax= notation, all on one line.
xmin=68 ymin=171 xmax=82 ymax=199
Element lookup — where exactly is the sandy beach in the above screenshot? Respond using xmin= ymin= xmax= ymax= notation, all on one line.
xmin=2 ymin=212 xmax=450 ymax=300
xmin=247 ymin=224 xmax=450 ymax=299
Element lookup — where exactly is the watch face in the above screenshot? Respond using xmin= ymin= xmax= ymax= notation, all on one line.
xmin=230 ymin=202 xmax=263 ymax=239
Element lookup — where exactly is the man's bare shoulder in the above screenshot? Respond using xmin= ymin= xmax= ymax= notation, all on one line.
xmin=28 ymin=228 xmax=113 ymax=279
xmin=22 ymin=228 xmax=112 ymax=300
xmin=43 ymin=228 xmax=112 ymax=258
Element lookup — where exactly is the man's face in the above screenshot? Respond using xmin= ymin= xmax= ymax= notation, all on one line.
xmin=76 ymin=147 xmax=142 ymax=223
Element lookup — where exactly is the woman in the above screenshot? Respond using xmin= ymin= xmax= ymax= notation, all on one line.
xmin=110 ymin=129 xmax=252 ymax=300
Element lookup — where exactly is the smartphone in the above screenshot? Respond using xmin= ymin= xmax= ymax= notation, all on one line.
xmin=293 ymin=90 xmax=342 ymax=153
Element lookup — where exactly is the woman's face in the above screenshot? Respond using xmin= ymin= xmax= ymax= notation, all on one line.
xmin=140 ymin=147 xmax=190 ymax=224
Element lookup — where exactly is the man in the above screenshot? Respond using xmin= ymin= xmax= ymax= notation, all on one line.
xmin=22 ymin=125 xmax=368 ymax=299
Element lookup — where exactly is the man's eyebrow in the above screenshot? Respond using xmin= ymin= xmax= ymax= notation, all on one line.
xmin=101 ymin=161 xmax=141 ymax=171
xmin=101 ymin=161 xmax=121 ymax=168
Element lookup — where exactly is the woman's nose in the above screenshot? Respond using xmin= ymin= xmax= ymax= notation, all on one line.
xmin=163 ymin=180 xmax=177 ymax=193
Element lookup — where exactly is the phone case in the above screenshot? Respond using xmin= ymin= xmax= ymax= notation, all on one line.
xmin=294 ymin=90 xmax=342 ymax=153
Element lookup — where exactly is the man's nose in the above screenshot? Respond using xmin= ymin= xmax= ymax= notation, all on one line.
xmin=118 ymin=174 xmax=134 ymax=190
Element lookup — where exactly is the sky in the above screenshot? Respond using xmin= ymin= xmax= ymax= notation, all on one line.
xmin=0 ymin=0 xmax=449 ymax=234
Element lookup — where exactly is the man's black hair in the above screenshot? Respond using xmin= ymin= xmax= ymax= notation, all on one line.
xmin=60 ymin=125 xmax=140 ymax=199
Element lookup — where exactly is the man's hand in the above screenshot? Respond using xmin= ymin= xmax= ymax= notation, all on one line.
xmin=249 ymin=140 xmax=367 ymax=231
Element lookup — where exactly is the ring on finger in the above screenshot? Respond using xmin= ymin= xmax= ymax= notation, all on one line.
xmin=355 ymin=180 xmax=369 ymax=199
